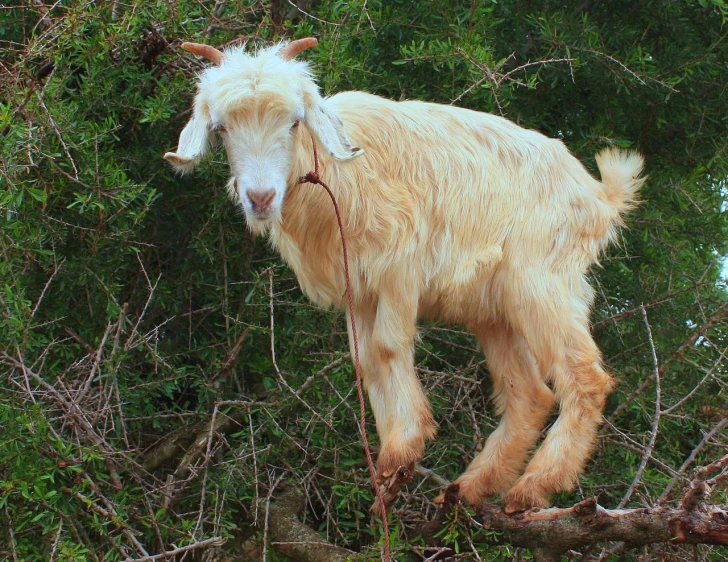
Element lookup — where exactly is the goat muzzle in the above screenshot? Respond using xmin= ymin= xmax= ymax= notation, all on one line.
xmin=246 ymin=189 xmax=276 ymax=213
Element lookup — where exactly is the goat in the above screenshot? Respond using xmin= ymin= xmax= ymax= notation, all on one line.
xmin=164 ymin=37 xmax=645 ymax=512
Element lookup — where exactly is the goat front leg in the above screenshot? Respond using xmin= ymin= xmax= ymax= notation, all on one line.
xmin=347 ymin=285 xmax=437 ymax=482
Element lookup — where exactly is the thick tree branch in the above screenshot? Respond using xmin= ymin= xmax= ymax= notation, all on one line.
xmin=477 ymin=498 xmax=728 ymax=553
xmin=264 ymin=487 xmax=354 ymax=562
xmin=416 ymin=486 xmax=728 ymax=562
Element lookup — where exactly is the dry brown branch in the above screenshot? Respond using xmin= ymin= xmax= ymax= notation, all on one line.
xmin=295 ymin=353 xmax=351 ymax=397
xmin=680 ymin=453 xmax=728 ymax=510
xmin=65 ymin=487 xmax=147 ymax=558
xmin=580 ymin=47 xmax=679 ymax=92
xmin=416 ymin=463 xmax=452 ymax=488
xmin=210 ymin=326 xmax=251 ymax=384
xmin=31 ymin=257 xmax=65 ymax=318
xmin=706 ymin=454 xmax=728 ymax=488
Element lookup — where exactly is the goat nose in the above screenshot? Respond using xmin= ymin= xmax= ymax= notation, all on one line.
xmin=246 ymin=189 xmax=276 ymax=210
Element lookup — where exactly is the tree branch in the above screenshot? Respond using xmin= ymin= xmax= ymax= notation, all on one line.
xmin=477 ymin=498 xmax=728 ymax=554
xmin=264 ymin=487 xmax=354 ymax=562
xmin=416 ymin=488 xmax=728 ymax=562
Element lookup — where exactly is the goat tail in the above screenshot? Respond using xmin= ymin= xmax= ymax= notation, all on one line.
xmin=595 ymin=147 xmax=645 ymax=219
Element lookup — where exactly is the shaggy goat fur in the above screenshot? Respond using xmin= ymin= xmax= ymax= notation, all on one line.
xmin=165 ymin=39 xmax=645 ymax=511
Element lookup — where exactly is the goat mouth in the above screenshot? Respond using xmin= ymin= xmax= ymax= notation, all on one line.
xmin=250 ymin=209 xmax=272 ymax=221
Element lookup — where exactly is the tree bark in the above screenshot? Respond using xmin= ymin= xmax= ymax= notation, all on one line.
xmin=254 ymin=485 xmax=728 ymax=562
xmin=477 ymin=497 xmax=728 ymax=552
xmin=265 ymin=487 xmax=354 ymax=562
xmin=415 ymin=492 xmax=728 ymax=561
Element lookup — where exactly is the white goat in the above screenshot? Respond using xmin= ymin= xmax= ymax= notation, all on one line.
xmin=165 ymin=38 xmax=644 ymax=512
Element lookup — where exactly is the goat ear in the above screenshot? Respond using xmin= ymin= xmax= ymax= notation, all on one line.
xmin=163 ymin=102 xmax=210 ymax=174
xmin=304 ymin=96 xmax=364 ymax=161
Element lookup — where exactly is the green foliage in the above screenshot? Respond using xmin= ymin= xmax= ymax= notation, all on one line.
xmin=1 ymin=1 xmax=727 ymax=561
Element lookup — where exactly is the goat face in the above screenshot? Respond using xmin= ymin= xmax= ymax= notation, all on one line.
xmin=164 ymin=40 xmax=363 ymax=233
xmin=219 ymin=93 xmax=304 ymax=228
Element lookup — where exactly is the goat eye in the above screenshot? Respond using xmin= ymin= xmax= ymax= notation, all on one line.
xmin=290 ymin=120 xmax=300 ymax=131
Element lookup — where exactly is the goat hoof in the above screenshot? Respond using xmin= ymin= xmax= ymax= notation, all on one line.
xmin=376 ymin=437 xmax=426 ymax=482
xmin=504 ymin=500 xmax=527 ymax=515
xmin=369 ymin=462 xmax=415 ymax=518
xmin=433 ymin=483 xmax=462 ymax=509
xmin=377 ymin=469 xmax=395 ymax=483
xmin=376 ymin=464 xmax=413 ymax=484
xmin=503 ymin=487 xmax=549 ymax=514
xmin=376 ymin=462 xmax=414 ymax=485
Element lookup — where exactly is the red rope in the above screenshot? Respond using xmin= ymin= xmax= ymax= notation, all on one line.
xmin=299 ymin=139 xmax=392 ymax=562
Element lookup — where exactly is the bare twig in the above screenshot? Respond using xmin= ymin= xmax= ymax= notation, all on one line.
xmin=67 ymin=487 xmax=147 ymax=557
xmin=581 ymin=47 xmax=678 ymax=92
xmin=31 ymin=257 xmax=65 ymax=317
xmin=415 ymin=463 xmax=452 ymax=488
xmin=124 ymin=268 xmax=162 ymax=351
xmin=5 ymin=504 xmax=18 ymax=562
xmin=77 ymin=321 xmax=113 ymax=401
xmin=268 ymin=268 xmax=335 ymax=429
xmin=262 ymin=473 xmax=286 ymax=562
xmin=285 ymin=0 xmax=340 ymax=25
xmin=296 ymin=354 xmax=350 ymax=397
xmin=617 ymin=306 xmax=661 ymax=508
xmin=3 ymin=351 xmax=123 ymax=489
xmin=452 ymin=46 xmax=574 ymax=107
xmin=662 ymin=343 xmax=728 ymax=415
xmin=121 ymin=537 xmax=226 ymax=562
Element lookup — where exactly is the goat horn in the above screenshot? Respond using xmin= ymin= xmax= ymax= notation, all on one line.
xmin=279 ymin=37 xmax=318 ymax=61
xmin=181 ymin=42 xmax=224 ymax=66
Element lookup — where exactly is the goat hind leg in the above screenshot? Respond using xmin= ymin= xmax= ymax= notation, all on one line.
xmin=503 ymin=322 xmax=613 ymax=512
xmin=453 ymin=323 xmax=556 ymax=507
